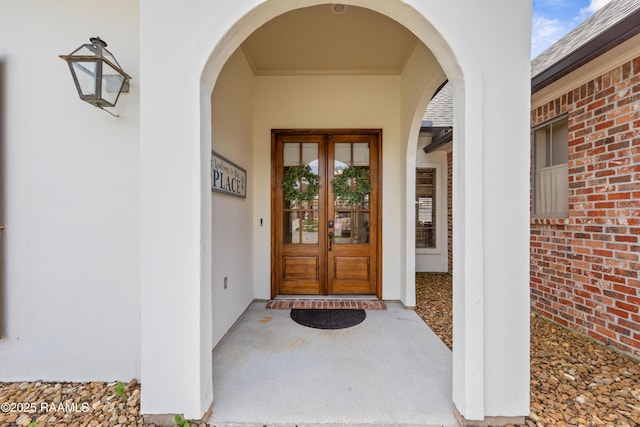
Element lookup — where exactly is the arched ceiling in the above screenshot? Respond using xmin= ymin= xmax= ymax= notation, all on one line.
xmin=241 ymin=4 xmax=420 ymax=75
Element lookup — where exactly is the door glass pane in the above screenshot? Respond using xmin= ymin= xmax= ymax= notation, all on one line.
xmin=302 ymin=143 xmax=318 ymax=166
xmin=283 ymin=142 xmax=299 ymax=166
xmin=333 ymin=211 xmax=369 ymax=245
xmin=334 ymin=211 xmax=351 ymax=244
xmin=301 ymin=210 xmax=319 ymax=244
xmin=335 ymin=191 xmax=369 ymax=210
xmin=353 ymin=211 xmax=370 ymax=244
xmin=335 ymin=143 xmax=350 ymax=165
xmin=333 ymin=141 xmax=371 ymax=241
xmin=282 ymin=141 xmax=319 ymax=244
xmin=285 ymin=211 xmax=319 ymax=244
xmin=284 ymin=211 xmax=299 ymax=244
xmin=284 ymin=141 xmax=319 ymax=167
xmin=334 ymin=142 xmax=370 ymax=209
xmin=353 ymin=143 xmax=369 ymax=166
xmin=416 ymin=168 xmax=436 ymax=248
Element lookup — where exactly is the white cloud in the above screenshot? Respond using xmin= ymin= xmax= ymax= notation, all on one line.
xmin=578 ymin=0 xmax=614 ymax=20
xmin=531 ymin=0 xmax=615 ymax=58
xmin=538 ymin=0 xmax=567 ymax=6
xmin=531 ymin=14 xmax=570 ymax=58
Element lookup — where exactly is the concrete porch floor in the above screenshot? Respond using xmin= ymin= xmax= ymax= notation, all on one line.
xmin=209 ymin=301 xmax=456 ymax=427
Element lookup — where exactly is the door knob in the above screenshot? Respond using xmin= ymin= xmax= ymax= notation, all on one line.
xmin=328 ymin=220 xmax=334 ymax=228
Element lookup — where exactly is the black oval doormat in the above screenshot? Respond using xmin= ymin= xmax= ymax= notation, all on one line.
xmin=290 ymin=309 xmax=366 ymax=330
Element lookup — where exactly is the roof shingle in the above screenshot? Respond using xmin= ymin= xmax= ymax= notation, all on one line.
xmin=422 ymin=82 xmax=452 ymax=128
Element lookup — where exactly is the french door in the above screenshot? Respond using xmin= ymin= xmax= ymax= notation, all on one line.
xmin=271 ymin=130 xmax=381 ymax=297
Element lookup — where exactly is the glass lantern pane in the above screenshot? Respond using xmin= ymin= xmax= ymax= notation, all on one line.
xmin=71 ymin=61 xmax=96 ymax=96
xmin=102 ymin=49 xmax=120 ymax=67
xmin=101 ymin=62 xmax=125 ymax=106
xmin=72 ymin=45 xmax=99 ymax=57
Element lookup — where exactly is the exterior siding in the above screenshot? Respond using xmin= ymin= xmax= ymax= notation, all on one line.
xmin=530 ymin=55 xmax=640 ymax=358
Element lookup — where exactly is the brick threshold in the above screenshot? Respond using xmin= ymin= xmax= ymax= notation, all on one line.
xmin=266 ymin=299 xmax=386 ymax=310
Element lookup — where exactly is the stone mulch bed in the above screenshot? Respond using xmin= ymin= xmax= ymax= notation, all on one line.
xmin=416 ymin=272 xmax=640 ymax=427
xmin=0 ymin=379 xmax=141 ymax=426
xmin=3 ymin=275 xmax=639 ymax=426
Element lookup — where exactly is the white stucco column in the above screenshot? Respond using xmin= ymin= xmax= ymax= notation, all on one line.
xmin=445 ymin=3 xmax=531 ymax=421
xmin=397 ymin=0 xmax=531 ymax=422
xmin=474 ymin=7 xmax=532 ymax=418
xmin=139 ymin=1 xmax=216 ymax=419
xmin=450 ymin=74 xmax=487 ymax=420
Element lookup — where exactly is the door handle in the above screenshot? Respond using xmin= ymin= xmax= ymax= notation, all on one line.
xmin=328 ymin=231 xmax=334 ymax=251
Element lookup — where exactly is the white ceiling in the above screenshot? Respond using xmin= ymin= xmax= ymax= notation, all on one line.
xmin=241 ymin=4 xmax=419 ymax=75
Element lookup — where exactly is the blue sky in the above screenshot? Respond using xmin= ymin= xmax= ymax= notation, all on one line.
xmin=531 ymin=0 xmax=614 ymax=58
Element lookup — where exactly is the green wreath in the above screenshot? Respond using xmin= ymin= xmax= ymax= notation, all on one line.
xmin=332 ymin=167 xmax=372 ymax=206
xmin=281 ymin=165 xmax=320 ymax=204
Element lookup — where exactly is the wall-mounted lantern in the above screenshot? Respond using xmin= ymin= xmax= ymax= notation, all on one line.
xmin=59 ymin=37 xmax=131 ymax=115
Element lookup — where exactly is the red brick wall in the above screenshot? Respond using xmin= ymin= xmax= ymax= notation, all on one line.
xmin=530 ymin=56 xmax=640 ymax=358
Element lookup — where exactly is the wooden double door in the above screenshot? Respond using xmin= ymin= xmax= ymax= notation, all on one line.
xmin=271 ymin=130 xmax=381 ymax=297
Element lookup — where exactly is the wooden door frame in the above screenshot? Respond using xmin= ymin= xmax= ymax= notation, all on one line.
xmin=270 ymin=129 xmax=383 ymax=299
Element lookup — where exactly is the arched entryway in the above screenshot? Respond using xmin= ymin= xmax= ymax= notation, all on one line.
xmin=206 ymin=2 xmax=457 ymax=336
xmin=139 ymin=1 xmax=531 ymax=423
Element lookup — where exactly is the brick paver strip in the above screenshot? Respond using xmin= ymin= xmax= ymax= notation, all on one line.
xmin=265 ymin=299 xmax=387 ymax=310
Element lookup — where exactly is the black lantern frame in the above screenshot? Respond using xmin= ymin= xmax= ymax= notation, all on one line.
xmin=60 ymin=37 xmax=131 ymax=111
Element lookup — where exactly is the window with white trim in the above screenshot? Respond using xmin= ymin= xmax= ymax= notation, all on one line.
xmin=533 ymin=116 xmax=569 ymax=217
xmin=416 ymin=168 xmax=436 ymax=248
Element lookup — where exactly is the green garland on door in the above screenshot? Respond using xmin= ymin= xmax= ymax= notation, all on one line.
xmin=281 ymin=165 xmax=320 ymax=204
xmin=331 ymin=167 xmax=372 ymax=206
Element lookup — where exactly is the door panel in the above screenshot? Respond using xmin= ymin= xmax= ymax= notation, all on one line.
xmin=327 ymin=134 xmax=378 ymax=294
xmin=283 ymin=256 xmax=318 ymax=281
xmin=273 ymin=134 xmax=326 ymax=295
xmin=334 ymin=257 xmax=369 ymax=280
xmin=272 ymin=130 xmax=380 ymax=297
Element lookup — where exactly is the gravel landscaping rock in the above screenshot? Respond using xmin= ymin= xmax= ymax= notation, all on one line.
xmin=3 ymin=275 xmax=638 ymax=426
xmin=416 ymin=272 xmax=640 ymax=427
xmin=0 ymin=379 xmax=141 ymax=426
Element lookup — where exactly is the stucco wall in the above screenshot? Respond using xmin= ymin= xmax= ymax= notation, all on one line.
xmin=252 ymin=74 xmax=402 ymax=300
xmin=400 ymin=43 xmax=447 ymax=305
xmin=137 ymin=0 xmax=531 ymax=420
xmin=0 ymin=0 xmax=532 ymax=421
xmin=249 ymin=42 xmax=446 ymax=304
xmin=210 ymin=50 xmax=255 ymax=346
xmin=0 ymin=0 xmax=140 ymax=381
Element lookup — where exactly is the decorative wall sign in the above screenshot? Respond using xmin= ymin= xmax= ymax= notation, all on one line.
xmin=211 ymin=151 xmax=246 ymax=198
